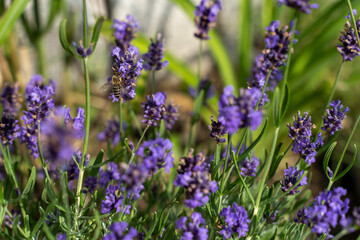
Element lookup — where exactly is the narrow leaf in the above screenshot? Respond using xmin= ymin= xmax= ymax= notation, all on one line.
xmin=334 ymin=144 xmax=357 ymax=182
xmin=90 ymin=17 xmax=105 ymax=52
xmin=273 ymin=87 xmax=281 ymax=127
xmin=59 ymin=19 xmax=76 ymax=56
xmin=89 ymin=149 xmax=104 ymax=177
xmin=322 ymin=142 xmax=337 ymax=179
xmin=21 ymin=167 xmax=36 ymax=198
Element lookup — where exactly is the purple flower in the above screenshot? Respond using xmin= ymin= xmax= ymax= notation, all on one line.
xmin=219 ymin=203 xmax=250 ymax=239
xmin=277 ymin=0 xmax=319 ymax=14
xmin=108 ymin=46 xmax=143 ymax=102
xmin=174 ymin=149 xmax=217 ymax=208
xmin=137 ymin=136 xmax=174 ymax=173
xmin=249 ymin=53 xmax=283 ymax=99
xmin=194 ymin=0 xmax=222 ymax=40
xmin=101 ymin=184 xmax=131 ymax=215
xmin=0 ymin=83 xmax=22 ymax=115
xmin=97 ymin=118 xmax=121 ymax=146
xmin=280 ymin=166 xmax=307 ymax=195
xmin=322 ymin=100 xmax=349 ymax=135
xmin=72 ymin=41 xmax=93 ymax=58
xmin=176 ymin=212 xmax=208 ymax=240
xmin=0 ymin=113 xmax=20 ymax=145
xmin=64 ymin=107 xmax=85 ymax=138
xmin=56 ymin=233 xmax=67 ymax=240
xmin=112 ymin=15 xmax=139 ymax=52
xmin=141 ymin=92 xmax=166 ymax=126
xmin=119 ymin=163 xmax=147 ymax=199
xmin=218 ymin=86 xmax=262 ymax=134
xmin=22 ymin=74 xmax=55 ymax=126
xmin=345 ymin=9 xmax=357 ymax=19
xmin=239 ymin=156 xmax=259 ymax=177
xmin=287 ymin=111 xmax=323 ymax=165
xmin=296 ymin=187 xmax=350 ymax=238
xmin=99 ymin=162 xmax=121 ymax=188
xmin=209 ymin=116 xmax=227 ymax=143
xmin=263 ymin=21 xmax=293 ymax=70
xmin=19 ymin=124 xmax=39 ymax=158
xmin=104 ymin=222 xmax=138 ymax=240
xmin=163 ymin=102 xmax=179 ymax=130
xmin=353 ymin=206 xmax=360 ymax=226
xmin=337 ymin=18 xmax=360 ymax=61
xmin=143 ymin=33 xmax=169 ymax=71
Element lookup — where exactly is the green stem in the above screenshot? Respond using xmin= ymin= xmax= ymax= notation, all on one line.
xmin=280 ymin=11 xmax=297 ymax=114
xmin=152 ymin=70 xmax=156 ymax=93
xmin=345 ymin=0 xmax=360 ymax=49
xmin=37 ymin=124 xmax=52 ymax=183
xmin=82 ymin=0 xmax=88 ymax=47
xmin=327 ymin=113 xmax=360 ymax=190
xmin=119 ymin=100 xmax=123 ymax=138
xmin=35 ymin=37 xmax=46 ymax=78
xmin=198 ymin=40 xmax=203 ymax=82
xmin=129 ymin=125 xmax=150 ymax=163
xmin=253 ymin=127 xmax=279 ymax=217
xmin=255 ymin=70 xmax=272 ymax=111
xmin=74 ymin=57 xmax=91 ymax=230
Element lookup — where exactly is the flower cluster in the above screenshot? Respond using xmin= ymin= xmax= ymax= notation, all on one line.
xmin=322 ymin=100 xmax=349 ymax=135
xmin=277 ymin=0 xmax=318 ymax=14
xmin=22 ymin=74 xmax=56 ymax=126
xmin=112 ymin=15 xmax=139 ymax=51
xmin=163 ymin=102 xmax=179 ymax=130
xmin=104 ymin=222 xmax=138 ymax=240
xmin=263 ymin=21 xmax=293 ymax=70
xmin=97 ymin=118 xmax=121 ymax=146
xmin=72 ymin=41 xmax=93 ymax=58
xmin=136 ymin=136 xmax=174 ymax=173
xmin=239 ymin=156 xmax=259 ymax=177
xmin=218 ymin=85 xmax=262 ymax=134
xmin=40 ymin=107 xmax=85 ymax=170
xmin=287 ymin=111 xmax=323 ymax=165
xmin=280 ymin=166 xmax=307 ymax=195
xmin=337 ymin=17 xmax=360 ymax=61
xmin=209 ymin=115 xmax=227 ymax=143
xmin=109 ymin=46 xmax=143 ymax=102
xmin=174 ymin=149 xmax=217 ymax=208
xmin=295 ymin=187 xmax=350 ymax=237
xmin=0 ymin=83 xmax=22 ymax=115
xmin=194 ymin=0 xmax=222 ymax=40
xmin=0 ymin=113 xmax=20 ymax=145
xmin=219 ymin=203 xmax=250 ymax=239
xmin=141 ymin=92 xmax=166 ymax=126
xmin=101 ymin=184 xmax=131 ymax=215
xmin=99 ymin=162 xmax=121 ymax=188
xmin=143 ymin=33 xmax=169 ymax=71
xmin=176 ymin=212 xmax=208 ymax=240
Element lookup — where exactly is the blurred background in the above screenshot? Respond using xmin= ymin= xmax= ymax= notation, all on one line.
xmin=1 ymin=0 xmax=360 ymax=234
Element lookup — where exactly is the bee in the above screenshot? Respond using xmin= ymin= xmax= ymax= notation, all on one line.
xmin=101 ymin=67 xmax=124 ymax=100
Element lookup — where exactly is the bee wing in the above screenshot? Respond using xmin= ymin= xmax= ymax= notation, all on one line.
xmin=100 ymin=82 xmax=112 ymax=96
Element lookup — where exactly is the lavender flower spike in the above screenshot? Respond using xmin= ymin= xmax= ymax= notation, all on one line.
xmin=337 ymin=17 xmax=360 ymax=61
xmin=0 ymin=83 xmax=22 ymax=115
xmin=141 ymin=92 xmax=166 ymax=126
xmin=112 ymin=15 xmax=139 ymax=51
xmin=219 ymin=203 xmax=250 ymax=239
xmin=97 ymin=118 xmax=121 ymax=146
xmin=143 ymin=33 xmax=169 ymax=71
xmin=322 ymin=100 xmax=349 ymax=135
xmin=280 ymin=166 xmax=307 ymax=195
xmin=277 ymin=0 xmax=319 ymax=14
xmin=0 ymin=113 xmax=20 ymax=145
xmin=194 ymin=0 xmax=222 ymax=40
xmin=104 ymin=222 xmax=138 ymax=240
xmin=163 ymin=102 xmax=179 ymax=130
xmin=209 ymin=115 xmax=227 ymax=143
xmin=176 ymin=212 xmax=208 ymax=240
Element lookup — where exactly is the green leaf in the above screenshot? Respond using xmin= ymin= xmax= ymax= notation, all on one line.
xmin=59 ymin=19 xmax=77 ymax=56
xmin=0 ymin=0 xmax=30 ymax=46
xmin=43 ymin=0 xmax=62 ymax=34
xmin=268 ymin=142 xmax=284 ymax=179
xmin=191 ymin=89 xmax=205 ymax=125
xmin=273 ymin=87 xmax=281 ymax=127
xmin=3 ymin=175 xmax=13 ymax=202
xmin=333 ymin=144 xmax=357 ymax=182
xmin=30 ymin=204 xmax=55 ymax=238
xmin=90 ymin=17 xmax=105 ymax=52
xmin=21 ymin=167 xmax=36 ymax=198
xmin=89 ymin=149 xmax=104 ymax=177
xmin=45 ymin=178 xmax=56 ymax=202
xmin=145 ymin=212 xmax=158 ymax=240
xmin=323 ymin=141 xmax=337 ymax=179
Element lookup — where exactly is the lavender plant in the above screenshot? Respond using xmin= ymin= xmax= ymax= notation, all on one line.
xmin=0 ymin=0 xmax=360 ymax=239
